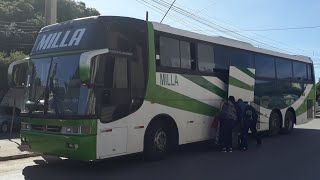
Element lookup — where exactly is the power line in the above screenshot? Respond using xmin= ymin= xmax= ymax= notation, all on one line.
xmin=137 ymin=0 xmax=212 ymax=35
xmin=193 ymin=0 xmax=223 ymax=14
xmin=137 ymin=0 xmax=212 ymax=36
xmin=166 ymin=0 xmax=222 ymax=25
xmin=238 ymin=25 xmax=320 ymax=32
xmin=151 ymin=0 xmax=319 ymax=56
xmin=151 ymin=0 xmax=296 ymax=54
xmin=151 ymin=0 xmax=319 ymax=57
xmin=160 ymin=0 xmax=177 ymax=23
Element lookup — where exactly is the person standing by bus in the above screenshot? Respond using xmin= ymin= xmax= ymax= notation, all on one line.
xmin=219 ymin=96 xmax=238 ymax=152
xmin=239 ymin=103 xmax=262 ymax=150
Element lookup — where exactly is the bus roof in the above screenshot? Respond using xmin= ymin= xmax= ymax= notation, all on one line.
xmin=152 ymin=22 xmax=313 ymax=64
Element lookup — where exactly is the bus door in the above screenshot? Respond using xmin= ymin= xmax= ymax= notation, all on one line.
xmin=228 ymin=66 xmax=255 ymax=102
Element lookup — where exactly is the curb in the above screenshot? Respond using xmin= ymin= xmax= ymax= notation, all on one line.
xmin=0 ymin=153 xmax=40 ymax=162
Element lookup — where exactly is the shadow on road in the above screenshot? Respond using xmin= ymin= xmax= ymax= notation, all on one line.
xmin=22 ymin=128 xmax=320 ymax=180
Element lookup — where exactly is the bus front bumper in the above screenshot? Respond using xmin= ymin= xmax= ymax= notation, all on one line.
xmin=21 ymin=131 xmax=96 ymax=161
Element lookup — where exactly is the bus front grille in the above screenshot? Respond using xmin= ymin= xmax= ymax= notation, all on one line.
xmin=31 ymin=125 xmax=61 ymax=133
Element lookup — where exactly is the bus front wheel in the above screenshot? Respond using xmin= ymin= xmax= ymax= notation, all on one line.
xmin=144 ymin=121 xmax=169 ymax=161
xmin=269 ymin=111 xmax=281 ymax=136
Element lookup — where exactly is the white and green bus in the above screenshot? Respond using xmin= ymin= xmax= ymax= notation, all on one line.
xmin=16 ymin=16 xmax=316 ymax=161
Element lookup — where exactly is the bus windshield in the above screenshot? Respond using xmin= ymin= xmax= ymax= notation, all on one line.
xmin=24 ymin=54 xmax=96 ymax=117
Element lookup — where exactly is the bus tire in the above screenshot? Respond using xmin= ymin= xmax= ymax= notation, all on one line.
xmin=144 ymin=121 xmax=169 ymax=161
xmin=268 ymin=111 xmax=281 ymax=136
xmin=281 ymin=111 xmax=295 ymax=134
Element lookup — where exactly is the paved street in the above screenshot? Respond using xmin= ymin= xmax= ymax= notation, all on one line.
xmin=1 ymin=119 xmax=320 ymax=180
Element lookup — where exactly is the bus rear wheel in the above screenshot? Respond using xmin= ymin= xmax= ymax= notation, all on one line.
xmin=281 ymin=111 xmax=295 ymax=134
xmin=269 ymin=111 xmax=281 ymax=136
xmin=144 ymin=121 xmax=169 ymax=161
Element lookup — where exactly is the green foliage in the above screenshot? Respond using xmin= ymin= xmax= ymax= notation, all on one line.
xmin=2 ymin=51 xmax=28 ymax=64
xmin=0 ymin=0 xmax=100 ymax=54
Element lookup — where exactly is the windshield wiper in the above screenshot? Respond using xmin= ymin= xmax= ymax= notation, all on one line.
xmin=28 ymin=87 xmax=48 ymax=115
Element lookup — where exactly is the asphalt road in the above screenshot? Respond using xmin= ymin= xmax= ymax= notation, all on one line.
xmin=1 ymin=119 xmax=320 ymax=180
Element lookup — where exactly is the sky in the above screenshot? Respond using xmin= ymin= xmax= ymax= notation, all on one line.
xmin=81 ymin=0 xmax=320 ymax=80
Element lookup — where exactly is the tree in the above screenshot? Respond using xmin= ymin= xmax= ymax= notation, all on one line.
xmin=0 ymin=0 xmax=100 ymax=54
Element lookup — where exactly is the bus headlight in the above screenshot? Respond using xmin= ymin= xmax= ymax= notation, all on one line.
xmin=21 ymin=123 xmax=31 ymax=131
xmin=61 ymin=126 xmax=91 ymax=135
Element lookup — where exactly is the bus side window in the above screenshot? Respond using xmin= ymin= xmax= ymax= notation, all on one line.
xmin=293 ymin=61 xmax=307 ymax=81
xmin=159 ymin=36 xmax=180 ymax=68
xmin=190 ymin=43 xmax=196 ymax=70
xmin=276 ymin=58 xmax=293 ymax=80
xmin=155 ymin=35 xmax=160 ymax=66
xmin=180 ymin=41 xmax=192 ymax=69
xmin=197 ymin=43 xmax=214 ymax=72
xmin=255 ymin=54 xmax=275 ymax=78
xmin=214 ymin=45 xmax=229 ymax=70
xmin=307 ymin=64 xmax=313 ymax=81
xmin=229 ymin=49 xmax=254 ymax=68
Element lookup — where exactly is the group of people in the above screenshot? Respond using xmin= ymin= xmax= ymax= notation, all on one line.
xmin=216 ymin=96 xmax=262 ymax=152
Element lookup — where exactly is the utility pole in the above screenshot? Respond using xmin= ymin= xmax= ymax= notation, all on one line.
xmin=45 ymin=0 xmax=57 ymax=25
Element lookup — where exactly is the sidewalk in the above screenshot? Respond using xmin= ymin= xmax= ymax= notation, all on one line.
xmin=0 ymin=138 xmax=39 ymax=161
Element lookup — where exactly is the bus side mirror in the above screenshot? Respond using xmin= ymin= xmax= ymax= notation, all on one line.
xmin=8 ymin=58 xmax=29 ymax=88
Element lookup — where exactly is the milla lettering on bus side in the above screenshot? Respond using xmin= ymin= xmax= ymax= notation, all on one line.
xmin=160 ymin=73 xmax=179 ymax=86
xmin=36 ymin=28 xmax=86 ymax=51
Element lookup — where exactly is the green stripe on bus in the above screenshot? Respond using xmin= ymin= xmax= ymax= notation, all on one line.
xmin=236 ymin=67 xmax=255 ymax=79
xmin=150 ymin=85 xmax=219 ymax=116
xmin=182 ymin=75 xmax=226 ymax=99
xmin=296 ymin=85 xmax=315 ymax=116
xmin=229 ymin=76 xmax=254 ymax=91
xmin=145 ymin=22 xmax=157 ymax=99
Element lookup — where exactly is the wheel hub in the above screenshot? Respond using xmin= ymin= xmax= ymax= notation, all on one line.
xmin=154 ymin=129 xmax=167 ymax=151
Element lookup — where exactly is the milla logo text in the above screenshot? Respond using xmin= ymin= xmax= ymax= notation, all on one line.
xmin=36 ymin=28 xmax=86 ymax=51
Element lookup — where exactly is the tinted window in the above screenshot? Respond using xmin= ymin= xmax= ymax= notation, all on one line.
xmin=254 ymin=79 xmax=277 ymax=109
xmin=293 ymin=61 xmax=307 ymax=80
xmin=255 ymin=54 xmax=275 ymax=78
xmin=230 ymin=49 xmax=253 ymax=68
xmin=214 ymin=45 xmax=229 ymax=70
xmin=307 ymin=64 xmax=313 ymax=81
xmin=160 ymin=37 xmax=180 ymax=68
xmin=180 ymin=41 xmax=192 ymax=69
xmin=276 ymin=58 xmax=292 ymax=80
xmin=198 ymin=43 xmax=214 ymax=72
